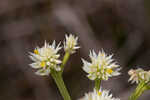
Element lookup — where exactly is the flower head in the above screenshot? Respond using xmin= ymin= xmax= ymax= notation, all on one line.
xmin=64 ymin=34 xmax=80 ymax=54
xmin=82 ymin=50 xmax=121 ymax=80
xmin=128 ymin=68 xmax=150 ymax=84
xmin=79 ymin=89 xmax=120 ymax=100
xmin=29 ymin=41 xmax=62 ymax=76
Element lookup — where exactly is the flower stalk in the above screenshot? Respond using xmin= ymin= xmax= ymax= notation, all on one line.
xmin=61 ymin=52 xmax=70 ymax=73
xmin=95 ymin=79 xmax=101 ymax=91
xmin=129 ymin=81 xmax=147 ymax=100
xmin=51 ymin=70 xmax=71 ymax=100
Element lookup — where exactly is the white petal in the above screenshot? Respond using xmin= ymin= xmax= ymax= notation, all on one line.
xmin=29 ymin=63 xmax=40 ymax=69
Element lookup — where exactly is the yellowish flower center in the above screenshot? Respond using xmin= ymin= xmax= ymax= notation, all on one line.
xmin=40 ymin=61 xmax=46 ymax=67
xmin=101 ymin=53 xmax=104 ymax=56
xmin=107 ymin=69 xmax=113 ymax=74
xmin=34 ymin=49 xmax=39 ymax=54
xmin=97 ymin=91 xmax=102 ymax=96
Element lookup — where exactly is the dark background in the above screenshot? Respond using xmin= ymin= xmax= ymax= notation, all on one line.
xmin=0 ymin=0 xmax=150 ymax=100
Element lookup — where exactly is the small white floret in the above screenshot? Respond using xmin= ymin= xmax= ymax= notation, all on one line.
xmin=128 ymin=68 xmax=150 ymax=84
xmin=64 ymin=34 xmax=80 ymax=54
xmin=79 ymin=88 xmax=120 ymax=100
xmin=82 ymin=50 xmax=121 ymax=80
xmin=29 ymin=41 xmax=62 ymax=76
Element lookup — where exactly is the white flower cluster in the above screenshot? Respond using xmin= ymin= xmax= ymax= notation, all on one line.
xmin=64 ymin=34 xmax=80 ymax=54
xmin=82 ymin=50 xmax=121 ymax=80
xmin=29 ymin=41 xmax=62 ymax=76
xmin=29 ymin=34 xmax=79 ymax=76
xmin=79 ymin=89 xmax=120 ymax=100
xmin=128 ymin=68 xmax=150 ymax=84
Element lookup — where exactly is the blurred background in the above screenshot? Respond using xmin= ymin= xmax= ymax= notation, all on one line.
xmin=0 ymin=0 xmax=150 ymax=100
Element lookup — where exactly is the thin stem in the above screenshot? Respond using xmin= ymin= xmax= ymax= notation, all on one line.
xmin=95 ymin=79 xmax=101 ymax=91
xmin=60 ymin=52 xmax=70 ymax=73
xmin=51 ymin=71 xmax=71 ymax=100
xmin=129 ymin=82 xmax=147 ymax=100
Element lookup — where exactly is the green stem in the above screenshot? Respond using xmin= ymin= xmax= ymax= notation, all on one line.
xmin=129 ymin=82 xmax=147 ymax=100
xmin=60 ymin=52 xmax=70 ymax=73
xmin=95 ymin=79 xmax=101 ymax=91
xmin=51 ymin=71 xmax=71 ymax=100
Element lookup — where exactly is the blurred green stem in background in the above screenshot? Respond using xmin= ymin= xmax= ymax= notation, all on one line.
xmin=129 ymin=81 xmax=149 ymax=100
xmin=95 ymin=79 xmax=101 ymax=91
xmin=51 ymin=70 xmax=71 ymax=100
xmin=61 ymin=52 xmax=70 ymax=74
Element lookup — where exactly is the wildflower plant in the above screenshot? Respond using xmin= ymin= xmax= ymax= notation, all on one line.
xmin=28 ymin=33 xmax=150 ymax=100
xmin=29 ymin=34 xmax=79 ymax=100
xmin=82 ymin=50 xmax=121 ymax=90
xmin=128 ymin=68 xmax=150 ymax=100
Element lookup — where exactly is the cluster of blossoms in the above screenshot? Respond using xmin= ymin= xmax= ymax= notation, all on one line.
xmin=29 ymin=33 xmax=150 ymax=100
xmin=82 ymin=50 xmax=121 ymax=80
xmin=79 ymin=89 xmax=120 ymax=100
xmin=64 ymin=34 xmax=80 ymax=54
xmin=29 ymin=34 xmax=79 ymax=76
xmin=80 ymin=50 xmax=121 ymax=100
xmin=128 ymin=68 xmax=150 ymax=84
